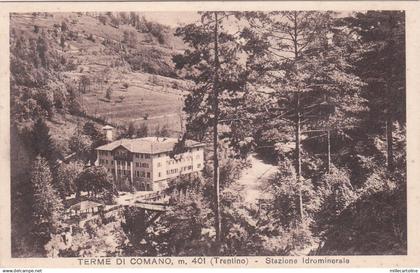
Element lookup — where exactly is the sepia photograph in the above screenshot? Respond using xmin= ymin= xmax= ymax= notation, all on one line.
xmin=7 ymin=7 xmax=410 ymax=262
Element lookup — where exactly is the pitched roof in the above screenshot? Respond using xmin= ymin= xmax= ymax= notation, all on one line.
xmin=96 ymin=137 xmax=205 ymax=154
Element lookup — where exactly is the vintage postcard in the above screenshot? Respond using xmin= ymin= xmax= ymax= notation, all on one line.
xmin=0 ymin=0 xmax=419 ymax=269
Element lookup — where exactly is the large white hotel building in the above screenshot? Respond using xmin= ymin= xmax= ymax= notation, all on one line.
xmin=95 ymin=136 xmax=205 ymax=191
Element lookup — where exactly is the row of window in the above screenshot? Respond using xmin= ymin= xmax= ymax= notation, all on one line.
xmin=117 ymin=169 xmax=129 ymax=176
xmin=98 ymin=148 xmax=202 ymax=158
xmin=181 ymin=165 xmax=194 ymax=172
xmin=115 ymin=150 xmax=128 ymax=157
xmin=109 ymin=165 xmax=203 ymax=176
xmin=100 ymin=159 xmax=150 ymax=169
xmin=166 ymin=154 xmax=201 ymax=166
xmin=107 ymin=165 xmax=202 ymax=178
xmin=99 ymin=159 xmax=108 ymax=164
xmin=98 ymin=150 xmax=111 ymax=156
xmin=109 ymin=168 xmax=152 ymax=179
xmin=99 ymin=150 xmax=153 ymax=159
xmin=135 ymin=162 xmax=149 ymax=168
xmin=167 ymin=169 xmax=179 ymax=175
xmin=134 ymin=153 xmax=151 ymax=159
xmin=168 ymin=158 xmax=188 ymax=165
xmin=116 ymin=160 xmax=130 ymax=166
xmin=100 ymin=159 xmax=126 ymax=166
xmin=135 ymin=171 xmax=151 ymax=178
xmin=101 ymin=160 xmax=202 ymax=171
xmin=166 ymin=164 xmax=200 ymax=175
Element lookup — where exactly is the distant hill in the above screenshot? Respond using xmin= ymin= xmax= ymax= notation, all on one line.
xmin=10 ymin=12 xmax=188 ymax=78
xmin=10 ymin=12 xmax=193 ymax=161
xmin=10 ymin=12 xmax=191 ymax=141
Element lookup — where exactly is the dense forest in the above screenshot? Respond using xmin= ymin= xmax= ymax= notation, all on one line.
xmin=10 ymin=11 xmax=406 ymax=257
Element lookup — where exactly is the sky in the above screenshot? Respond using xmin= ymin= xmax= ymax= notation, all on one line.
xmin=140 ymin=12 xmax=201 ymax=28
xmin=140 ymin=11 xmax=355 ymax=28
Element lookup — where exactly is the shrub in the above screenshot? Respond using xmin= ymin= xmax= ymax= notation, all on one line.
xmin=144 ymin=21 xmax=168 ymax=44
xmin=110 ymin=16 xmax=120 ymax=28
xmin=61 ymin=21 xmax=68 ymax=32
xmin=87 ymin=34 xmax=95 ymax=42
xmin=65 ymin=59 xmax=77 ymax=71
xmin=317 ymin=186 xmax=407 ymax=255
xmin=123 ymin=48 xmax=176 ymax=78
xmin=316 ymin=167 xmax=356 ymax=231
xmin=105 ymin=87 xmax=112 ymax=100
xmin=171 ymin=81 xmax=180 ymax=89
xmin=79 ymin=75 xmax=91 ymax=93
xmin=98 ymin=15 xmax=107 ymax=25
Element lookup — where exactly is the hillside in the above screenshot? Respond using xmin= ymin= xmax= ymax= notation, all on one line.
xmin=10 ymin=12 xmax=190 ymax=139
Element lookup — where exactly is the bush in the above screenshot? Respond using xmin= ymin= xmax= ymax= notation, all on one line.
xmin=144 ymin=21 xmax=168 ymax=44
xmin=317 ymin=186 xmax=406 ymax=255
xmin=316 ymin=167 xmax=356 ymax=232
xmin=75 ymin=166 xmax=114 ymax=198
xmin=110 ymin=16 xmax=120 ymax=28
xmin=264 ymin=160 xmax=321 ymax=228
xmin=137 ymin=123 xmax=148 ymax=137
xmin=79 ymin=75 xmax=91 ymax=93
xmin=119 ymin=177 xmax=133 ymax=192
xmin=105 ymin=87 xmax=112 ymax=100
xmin=98 ymin=15 xmax=107 ymax=25
xmin=61 ymin=21 xmax=68 ymax=32
xmin=65 ymin=59 xmax=77 ymax=71
xmin=171 ymin=81 xmax=180 ymax=89
xmin=259 ymin=218 xmax=315 ymax=255
xmin=123 ymin=48 xmax=176 ymax=78
xmin=87 ymin=34 xmax=95 ymax=42
xmin=67 ymin=83 xmax=85 ymax=115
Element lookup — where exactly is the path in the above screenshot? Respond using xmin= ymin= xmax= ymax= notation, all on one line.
xmin=237 ymin=153 xmax=278 ymax=205
xmin=131 ymin=112 xmax=179 ymax=122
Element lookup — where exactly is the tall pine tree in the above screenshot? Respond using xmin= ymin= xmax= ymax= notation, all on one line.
xmin=32 ymin=117 xmax=57 ymax=161
xmin=244 ymin=11 xmax=364 ymax=219
xmin=343 ymin=11 xmax=405 ymax=172
xmin=173 ymin=11 xmax=249 ymax=252
xmin=30 ymin=156 xmax=64 ymax=254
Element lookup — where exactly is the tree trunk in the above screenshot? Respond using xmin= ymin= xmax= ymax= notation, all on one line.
xmin=293 ymin=13 xmax=304 ymax=220
xmin=213 ymin=12 xmax=222 ymax=252
xmin=327 ymin=129 xmax=331 ymax=173
xmin=386 ymin=117 xmax=394 ymax=172
xmin=385 ymin=79 xmax=395 ymax=172
xmin=295 ymin=93 xmax=303 ymax=220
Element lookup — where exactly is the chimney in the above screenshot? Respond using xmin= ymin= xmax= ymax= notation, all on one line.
xmin=102 ymin=125 xmax=114 ymax=142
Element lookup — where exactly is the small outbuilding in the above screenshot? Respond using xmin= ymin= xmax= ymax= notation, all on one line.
xmin=102 ymin=125 xmax=114 ymax=142
xmin=68 ymin=200 xmax=104 ymax=216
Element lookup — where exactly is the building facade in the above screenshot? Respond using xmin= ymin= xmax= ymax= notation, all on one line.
xmin=95 ymin=137 xmax=205 ymax=191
